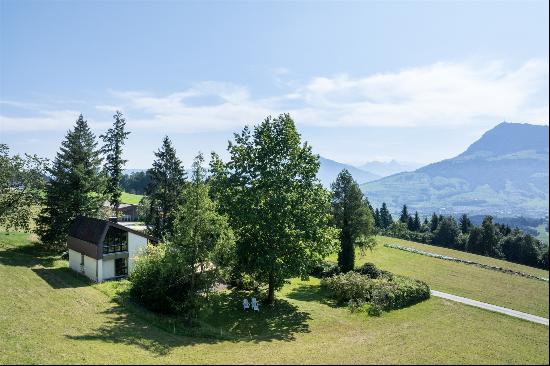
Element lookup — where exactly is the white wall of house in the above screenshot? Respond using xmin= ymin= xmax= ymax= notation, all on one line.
xmin=128 ymin=232 xmax=147 ymax=272
xmin=68 ymin=249 xmax=101 ymax=282
xmin=102 ymin=258 xmax=115 ymax=280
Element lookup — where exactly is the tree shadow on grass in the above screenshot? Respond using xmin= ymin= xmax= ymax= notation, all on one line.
xmin=31 ymin=267 xmax=90 ymax=289
xmin=0 ymin=240 xmax=59 ymax=268
xmin=66 ymin=304 xmax=200 ymax=356
xmin=65 ymin=289 xmax=312 ymax=356
xmin=201 ymin=291 xmax=312 ymax=342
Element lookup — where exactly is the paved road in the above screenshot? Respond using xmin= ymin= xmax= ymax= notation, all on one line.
xmin=431 ymin=290 xmax=549 ymax=326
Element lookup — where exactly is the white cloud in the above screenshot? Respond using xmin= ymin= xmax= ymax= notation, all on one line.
xmin=1 ymin=59 xmax=548 ymax=132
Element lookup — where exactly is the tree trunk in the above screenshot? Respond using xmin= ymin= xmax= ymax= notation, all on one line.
xmin=267 ymin=271 xmax=275 ymax=305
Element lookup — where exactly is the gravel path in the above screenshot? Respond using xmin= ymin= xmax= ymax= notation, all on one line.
xmin=431 ymin=290 xmax=549 ymax=326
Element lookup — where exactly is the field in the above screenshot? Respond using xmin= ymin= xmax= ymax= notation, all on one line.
xmin=120 ymin=192 xmax=144 ymax=205
xmin=0 ymin=232 xmax=548 ymax=364
xmin=343 ymin=236 xmax=549 ymax=317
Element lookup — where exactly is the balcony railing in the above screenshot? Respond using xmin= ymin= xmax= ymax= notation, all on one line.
xmin=103 ymin=242 xmax=128 ymax=254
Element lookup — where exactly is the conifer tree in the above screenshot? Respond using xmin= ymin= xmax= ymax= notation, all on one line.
xmin=400 ymin=204 xmax=410 ymax=224
xmin=331 ymin=169 xmax=376 ymax=273
xmin=35 ymin=114 xmax=105 ymax=250
xmin=412 ymin=211 xmax=421 ymax=231
xmin=145 ymin=136 xmax=187 ymax=240
xmin=407 ymin=215 xmax=415 ymax=231
xmin=379 ymin=202 xmax=393 ymax=229
xmin=459 ymin=213 xmax=472 ymax=234
xmin=101 ymin=111 xmax=130 ymax=213
xmin=374 ymin=208 xmax=381 ymax=228
xmin=430 ymin=213 xmax=439 ymax=232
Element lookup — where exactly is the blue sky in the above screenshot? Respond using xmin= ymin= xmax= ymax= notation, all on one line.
xmin=1 ymin=0 xmax=548 ymax=169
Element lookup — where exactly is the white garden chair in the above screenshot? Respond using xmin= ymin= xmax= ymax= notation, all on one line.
xmin=251 ymin=297 xmax=259 ymax=312
xmin=243 ymin=298 xmax=250 ymax=310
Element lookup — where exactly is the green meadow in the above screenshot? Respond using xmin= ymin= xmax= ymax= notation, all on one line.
xmin=1 ymin=232 xmax=548 ymax=364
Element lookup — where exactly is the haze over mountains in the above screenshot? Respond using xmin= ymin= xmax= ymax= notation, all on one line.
xmin=358 ymin=160 xmax=421 ymax=177
xmin=361 ymin=122 xmax=549 ymax=218
xmin=317 ymin=157 xmax=380 ymax=187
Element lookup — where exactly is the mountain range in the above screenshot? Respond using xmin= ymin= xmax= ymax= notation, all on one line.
xmin=317 ymin=157 xmax=380 ymax=187
xmin=361 ymin=122 xmax=549 ymax=218
xmin=358 ymin=160 xmax=421 ymax=177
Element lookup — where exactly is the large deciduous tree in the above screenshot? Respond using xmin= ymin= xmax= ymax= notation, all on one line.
xmin=100 ymin=111 xmax=130 ymax=213
xmin=35 ymin=114 xmax=105 ymax=250
xmin=145 ymin=136 xmax=187 ymax=240
xmin=0 ymin=144 xmax=47 ymax=231
xmin=210 ymin=114 xmax=338 ymax=304
xmin=331 ymin=169 xmax=376 ymax=272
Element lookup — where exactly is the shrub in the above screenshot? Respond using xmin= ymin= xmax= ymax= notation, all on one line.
xmin=321 ymin=272 xmax=375 ymax=304
xmin=309 ymin=260 xmax=341 ymax=278
xmin=321 ymin=272 xmax=430 ymax=314
xmin=130 ymin=244 xmax=197 ymax=314
xmin=353 ymin=262 xmax=380 ymax=278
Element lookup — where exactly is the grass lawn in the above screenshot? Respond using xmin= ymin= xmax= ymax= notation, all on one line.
xmin=120 ymin=192 xmax=144 ymax=205
xmin=338 ymin=236 xmax=549 ymax=317
xmin=0 ymin=232 xmax=548 ymax=364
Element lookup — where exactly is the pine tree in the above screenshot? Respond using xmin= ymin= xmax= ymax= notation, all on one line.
xmin=331 ymin=169 xmax=376 ymax=273
xmin=145 ymin=136 xmax=187 ymax=240
xmin=430 ymin=213 xmax=439 ymax=232
xmin=412 ymin=211 xmax=421 ymax=231
xmin=459 ymin=213 xmax=472 ymax=234
xmin=407 ymin=216 xmax=415 ymax=231
xmin=400 ymin=204 xmax=410 ymax=224
xmin=100 ymin=111 xmax=130 ymax=213
xmin=379 ymin=202 xmax=393 ymax=229
xmin=35 ymin=114 xmax=105 ymax=250
xmin=374 ymin=208 xmax=381 ymax=228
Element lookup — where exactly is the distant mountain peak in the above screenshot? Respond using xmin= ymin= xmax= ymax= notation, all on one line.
xmin=362 ymin=122 xmax=549 ymax=217
xmin=463 ymin=122 xmax=549 ymax=157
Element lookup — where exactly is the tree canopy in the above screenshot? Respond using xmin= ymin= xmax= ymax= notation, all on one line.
xmin=210 ymin=114 xmax=338 ymax=304
xmin=0 ymin=144 xmax=47 ymax=231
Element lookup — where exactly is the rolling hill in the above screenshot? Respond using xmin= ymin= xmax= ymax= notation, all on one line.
xmin=361 ymin=122 xmax=549 ymax=217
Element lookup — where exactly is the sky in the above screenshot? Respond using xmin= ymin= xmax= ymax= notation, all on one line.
xmin=1 ymin=0 xmax=548 ymax=169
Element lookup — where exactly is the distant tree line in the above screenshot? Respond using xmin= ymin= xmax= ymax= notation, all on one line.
xmin=120 ymin=171 xmax=150 ymax=195
xmin=373 ymin=203 xmax=549 ymax=269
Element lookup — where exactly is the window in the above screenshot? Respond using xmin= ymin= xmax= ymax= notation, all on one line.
xmin=115 ymin=258 xmax=128 ymax=277
xmin=103 ymin=227 xmax=129 ymax=254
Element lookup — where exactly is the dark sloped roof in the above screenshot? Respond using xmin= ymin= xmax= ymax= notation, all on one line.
xmin=68 ymin=216 xmax=158 ymax=244
xmin=69 ymin=216 xmax=109 ymax=245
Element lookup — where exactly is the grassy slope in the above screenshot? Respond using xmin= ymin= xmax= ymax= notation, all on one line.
xmin=343 ymin=236 xmax=549 ymax=317
xmin=0 ymin=232 xmax=548 ymax=364
xmin=120 ymin=192 xmax=144 ymax=205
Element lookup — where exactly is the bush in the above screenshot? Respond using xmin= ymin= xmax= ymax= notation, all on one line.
xmin=353 ymin=262 xmax=394 ymax=280
xmin=309 ymin=260 xmax=341 ymax=278
xmin=321 ymin=271 xmax=430 ymax=314
xmin=321 ymin=272 xmax=375 ymax=305
xmin=130 ymin=244 xmax=196 ymax=314
xmin=353 ymin=262 xmax=380 ymax=278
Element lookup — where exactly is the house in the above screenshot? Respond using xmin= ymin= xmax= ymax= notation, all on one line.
xmin=67 ymin=216 xmax=157 ymax=282
xmin=102 ymin=201 xmax=139 ymax=221
xmin=117 ymin=203 xmax=139 ymax=221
